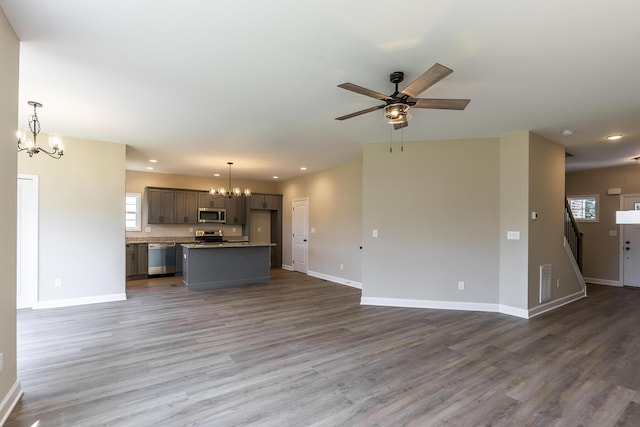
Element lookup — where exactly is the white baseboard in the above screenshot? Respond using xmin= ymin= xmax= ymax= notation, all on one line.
xmin=0 ymin=380 xmax=22 ymax=426
xmin=360 ymin=296 xmax=508 ymax=314
xmin=498 ymin=304 xmax=530 ymax=318
xmin=528 ymin=290 xmax=586 ymax=318
xmin=281 ymin=264 xmax=293 ymax=271
xmin=583 ymin=277 xmax=622 ymax=287
xmin=34 ymin=293 xmax=127 ymax=310
xmin=308 ymin=270 xmax=362 ymax=289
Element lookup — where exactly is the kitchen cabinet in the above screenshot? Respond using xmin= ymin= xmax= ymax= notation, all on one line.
xmin=250 ymin=194 xmax=280 ymax=210
xmin=225 ymin=196 xmax=246 ymax=225
xmin=147 ymin=188 xmax=175 ymax=224
xmin=126 ymin=243 xmax=148 ymax=279
xmin=174 ymin=190 xmax=198 ymax=224
xmin=175 ymin=244 xmax=183 ymax=274
xmin=198 ymin=191 xmax=226 ymax=209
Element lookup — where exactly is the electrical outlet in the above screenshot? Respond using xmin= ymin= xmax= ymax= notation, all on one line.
xmin=232 ymin=227 xmax=236 ymax=233
xmin=556 ymin=279 xmax=560 ymax=288
xmin=458 ymin=281 xmax=465 ymax=290
xmin=0 ymin=352 xmax=3 ymax=374
xmin=372 ymin=229 xmax=379 ymax=238
xmin=340 ymin=263 xmax=344 ymax=270
xmin=54 ymin=278 xmax=63 ymax=287
xmin=257 ymin=227 xmax=261 ymax=232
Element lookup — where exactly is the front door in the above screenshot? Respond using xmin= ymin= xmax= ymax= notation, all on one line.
xmin=622 ymin=195 xmax=640 ymax=287
xmin=292 ymin=198 xmax=308 ymax=273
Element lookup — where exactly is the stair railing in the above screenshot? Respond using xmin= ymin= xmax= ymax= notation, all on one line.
xmin=564 ymin=198 xmax=583 ymax=271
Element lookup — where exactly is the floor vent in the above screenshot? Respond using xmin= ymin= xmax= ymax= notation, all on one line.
xmin=539 ymin=264 xmax=552 ymax=303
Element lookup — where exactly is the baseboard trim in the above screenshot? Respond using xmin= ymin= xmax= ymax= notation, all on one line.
xmin=281 ymin=264 xmax=293 ymax=271
xmin=360 ymin=296 xmax=504 ymax=314
xmin=583 ymin=277 xmax=622 ymax=287
xmin=34 ymin=293 xmax=127 ymax=310
xmin=0 ymin=380 xmax=22 ymax=426
xmin=528 ymin=290 xmax=586 ymax=318
xmin=308 ymin=270 xmax=362 ymax=289
xmin=498 ymin=304 xmax=530 ymax=319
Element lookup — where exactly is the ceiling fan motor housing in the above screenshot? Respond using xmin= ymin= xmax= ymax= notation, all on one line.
xmin=389 ymin=71 xmax=404 ymax=84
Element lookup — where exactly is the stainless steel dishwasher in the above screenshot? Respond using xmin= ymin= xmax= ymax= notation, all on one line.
xmin=148 ymin=243 xmax=176 ymax=275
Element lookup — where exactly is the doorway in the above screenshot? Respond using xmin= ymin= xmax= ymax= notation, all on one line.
xmin=17 ymin=174 xmax=39 ymax=308
xmin=621 ymin=194 xmax=640 ymax=287
xmin=292 ymin=198 xmax=308 ymax=273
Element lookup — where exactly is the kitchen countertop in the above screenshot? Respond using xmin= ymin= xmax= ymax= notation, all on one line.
xmin=126 ymin=236 xmax=248 ymax=244
xmin=181 ymin=242 xmax=275 ymax=249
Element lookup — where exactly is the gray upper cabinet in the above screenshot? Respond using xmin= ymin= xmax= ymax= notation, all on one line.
xmin=198 ymin=191 xmax=226 ymax=209
xmin=250 ymin=194 xmax=280 ymax=210
xmin=225 ymin=196 xmax=246 ymax=225
xmin=147 ymin=188 xmax=175 ymax=224
xmin=174 ymin=190 xmax=198 ymax=224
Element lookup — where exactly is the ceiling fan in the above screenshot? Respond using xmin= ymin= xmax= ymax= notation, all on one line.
xmin=335 ymin=63 xmax=470 ymax=130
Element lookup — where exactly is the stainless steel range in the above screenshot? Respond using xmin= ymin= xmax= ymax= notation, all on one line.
xmin=194 ymin=229 xmax=224 ymax=243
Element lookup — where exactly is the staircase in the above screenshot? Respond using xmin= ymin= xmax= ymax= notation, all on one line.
xmin=564 ymin=198 xmax=583 ymax=272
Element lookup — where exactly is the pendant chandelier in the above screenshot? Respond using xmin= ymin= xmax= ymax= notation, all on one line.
xmin=17 ymin=101 xmax=64 ymax=159
xmin=210 ymin=162 xmax=251 ymax=198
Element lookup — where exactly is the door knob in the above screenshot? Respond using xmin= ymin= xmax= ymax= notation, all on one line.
xmin=626 ymin=247 xmax=631 ymax=251
xmin=303 ymin=239 xmax=307 ymax=242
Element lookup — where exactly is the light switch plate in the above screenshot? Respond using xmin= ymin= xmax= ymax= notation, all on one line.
xmin=507 ymin=231 xmax=520 ymax=240
xmin=372 ymin=229 xmax=379 ymax=238
xmin=609 ymin=230 xmax=618 ymax=237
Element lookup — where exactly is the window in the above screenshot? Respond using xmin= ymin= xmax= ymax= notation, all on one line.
xmin=567 ymin=194 xmax=599 ymax=222
xmin=125 ymin=193 xmax=141 ymax=231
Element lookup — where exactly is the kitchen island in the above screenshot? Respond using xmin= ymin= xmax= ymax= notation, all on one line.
xmin=181 ymin=242 xmax=272 ymax=290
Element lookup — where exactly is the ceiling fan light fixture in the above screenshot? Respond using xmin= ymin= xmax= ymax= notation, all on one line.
xmin=384 ymin=103 xmax=410 ymax=124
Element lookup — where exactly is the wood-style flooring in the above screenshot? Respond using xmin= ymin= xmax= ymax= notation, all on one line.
xmin=6 ymin=270 xmax=640 ymax=426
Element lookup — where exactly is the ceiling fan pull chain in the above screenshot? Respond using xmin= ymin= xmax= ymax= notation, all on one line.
xmin=389 ymin=127 xmax=393 ymax=153
xmin=401 ymin=129 xmax=404 ymax=152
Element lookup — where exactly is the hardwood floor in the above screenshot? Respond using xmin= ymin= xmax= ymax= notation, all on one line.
xmin=6 ymin=271 xmax=640 ymax=426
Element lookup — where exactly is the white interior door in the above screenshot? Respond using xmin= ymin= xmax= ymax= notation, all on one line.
xmin=17 ymin=175 xmax=39 ymax=308
xmin=622 ymin=195 xmax=640 ymax=287
xmin=292 ymin=198 xmax=308 ymax=273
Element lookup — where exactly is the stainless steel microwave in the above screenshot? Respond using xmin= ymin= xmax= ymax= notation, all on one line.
xmin=198 ymin=208 xmax=226 ymax=223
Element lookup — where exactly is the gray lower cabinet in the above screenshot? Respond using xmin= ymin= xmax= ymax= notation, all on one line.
xmin=126 ymin=243 xmax=148 ymax=279
xmin=175 ymin=244 xmax=184 ymax=274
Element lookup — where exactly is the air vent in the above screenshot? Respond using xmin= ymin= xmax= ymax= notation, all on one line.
xmin=539 ymin=264 xmax=552 ymax=303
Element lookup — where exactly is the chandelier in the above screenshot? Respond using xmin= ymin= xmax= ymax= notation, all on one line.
xmin=210 ymin=162 xmax=251 ymax=198
xmin=17 ymin=101 xmax=64 ymax=159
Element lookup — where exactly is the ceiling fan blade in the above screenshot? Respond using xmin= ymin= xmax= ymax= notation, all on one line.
xmin=337 ymin=83 xmax=391 ymax=101
xmin=335 ymin=104 xmax=385 ymax=121
xmin=412 ymin=98 xmax=471 ymax=110
xmin=393 ymin=120 xmax=408 ymax=130
xmin=401 ymin=63 xmax=454 ymax=98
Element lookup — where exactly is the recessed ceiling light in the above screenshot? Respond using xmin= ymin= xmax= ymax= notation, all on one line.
xmin=561 ymin=129 xmax=575 ymax=137
xmin=146 ymin=166 xmax=154 ymax=170
xmin=149 ymin=159 xmax=158 ymax=163
xmin=272 ymin=176 xmax=279 ymax=179
xmin=213 ymin=173 xmax=220 ymax=177
xmin=300 ymin=167 xmax=307 ymax=171
xmin=607 ymin=134 xmax=623 ymax=141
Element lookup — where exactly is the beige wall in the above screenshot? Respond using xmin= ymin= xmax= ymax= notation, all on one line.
xmin=499 ymin=132 xmax=530 ymax=310
xmin=18 ymin=135 xmax=126 ymax=304
xmin=277 ymin=159 xmax=363 ymax=283
xmin=528 ymin=133 xmax=582 ymax=308
xmin=126 ymin=170 xmax=278 ymax=238
xmin=0 ymin=5 xmax=19 ymax=420
xmin=362 ymin=138 xmax=501 ymax=303
xmin=566 ymin=164 xmax=640 ymax=283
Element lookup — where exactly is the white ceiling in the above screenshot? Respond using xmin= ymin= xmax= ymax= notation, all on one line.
xmin=3 ymin=0 xmax=640 ymax=181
